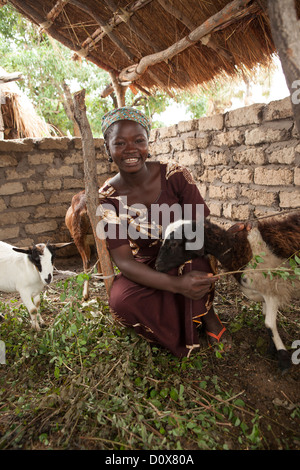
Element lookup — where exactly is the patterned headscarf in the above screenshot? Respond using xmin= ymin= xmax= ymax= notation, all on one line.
xmin=101 ymin=106 xmax=151 ymax=137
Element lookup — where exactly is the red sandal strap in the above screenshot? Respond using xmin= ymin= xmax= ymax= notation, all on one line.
xmin=206 ymin=326 xmax=226 ymax=342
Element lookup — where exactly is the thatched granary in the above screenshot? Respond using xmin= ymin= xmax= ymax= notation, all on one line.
xmin=6 ymin=0 xmax=299 ymax=101
xmin=0 ymin=67 xmax=51 ymax=139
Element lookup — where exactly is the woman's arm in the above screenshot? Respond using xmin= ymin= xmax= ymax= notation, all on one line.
xmin=110 ymin=244 xmax=218 ymax=301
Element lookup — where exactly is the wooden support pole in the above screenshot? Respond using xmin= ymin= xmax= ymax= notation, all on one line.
xmin=109 ymin=71 xmax=127 ymax=107
xmin=72 ymin=89 xmax=114 ymax=295
xmin=0 ymin=90 xmax=4 ymax=139
xmin=267 ymin=0 xmax=300 ymax=135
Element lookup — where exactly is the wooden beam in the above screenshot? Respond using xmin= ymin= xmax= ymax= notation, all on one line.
xmin=10 ymin=0 xmax=116 ymax=74
xmin=158 ymin=0 xmax=235 ymax=64
xmin=72 ymin=89 xmax=114 ymax=296
xmin=157 ymin=0 xmax=195 ymax=31
xmin=39 ymin=0 xmax=69 ymax=30
xmin=100 ymin=83 xmax=114 ymax=99
xmin=100 ymin=81 xmax=152 ymax=100
xmin=104 ymin=0 xmax=160 ymax=54
xmin=267 ymin=0 xmax=300 ymax=135
xmin=200 ymin=34 xmax=235 ymax=64
xmin=80 ymin=0 xmax=155 ymax=55
xmin=0 ymin=71 xmax=22 ymax=83
xmin=118 ymin=0 xmax=257 ymax=84
xmin=48 ymin=0 xmax=69 ymax=21
xmin=68 ymin=0 xmax=136 ymax=61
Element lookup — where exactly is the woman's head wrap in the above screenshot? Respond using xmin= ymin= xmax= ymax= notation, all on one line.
xmin=101 ymin=106 xmax=151 ymax=137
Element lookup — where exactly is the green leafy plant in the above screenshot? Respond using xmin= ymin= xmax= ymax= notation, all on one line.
xmin=0 ymin=272 xmax=298 ymax=451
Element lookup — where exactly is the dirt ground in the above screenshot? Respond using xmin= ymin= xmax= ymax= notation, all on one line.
xmin=211 ymin=278 xmax=300 ymax=449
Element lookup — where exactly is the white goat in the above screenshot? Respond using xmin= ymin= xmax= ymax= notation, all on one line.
xmin=155 ymin=214 xmax=300 ymax=372
xmin=0 ymin=241 xmax=71 ymax=330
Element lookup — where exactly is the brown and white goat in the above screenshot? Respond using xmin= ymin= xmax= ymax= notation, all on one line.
xmin=155 ymin=213 xmax=300 ymax=372
xmin=65 ymin=191 xmax=96 ymax=299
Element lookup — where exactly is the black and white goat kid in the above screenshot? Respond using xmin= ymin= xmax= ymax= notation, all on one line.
xmin=0 ymin=241 xmax=70 ymax=330
xmin=155 ymin=213 xmax=300 ymax=372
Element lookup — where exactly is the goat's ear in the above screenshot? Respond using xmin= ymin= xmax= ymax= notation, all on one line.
xmin=13 ymin=247 xmax=32 ymax=255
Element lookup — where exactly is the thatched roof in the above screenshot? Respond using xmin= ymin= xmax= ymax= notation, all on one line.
xmin=0 ymin=67 xmax=52 ymax=139
xmin=6 ymin=0 xmax=298 ymax=96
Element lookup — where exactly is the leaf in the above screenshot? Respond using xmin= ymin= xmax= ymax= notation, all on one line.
xmin=234 ymin=398 xmax=245 ymax=407
xmin=159 ymin=388 xmax=169 ymax=398
xmin=69 ymin=324 xmax=77 ymax=334
xmin=170 ymin=387 xmax=178 ymax=401
xmin=150 ymin=398 xmax=162 ymax=410
xmin=240 ymin=421 xmax=249 ymax=434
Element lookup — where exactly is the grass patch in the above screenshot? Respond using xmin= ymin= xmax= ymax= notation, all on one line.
xmin=0 ymin=274 xmax=299 ymax=450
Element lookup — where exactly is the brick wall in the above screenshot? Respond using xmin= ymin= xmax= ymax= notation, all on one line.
xmin=0 ymin=137 xmax=115 ymax=247
xmin=150 ymin=96 xmax=299 ymax=226
xmin=0 ymin=96 xmax=299 ymax=249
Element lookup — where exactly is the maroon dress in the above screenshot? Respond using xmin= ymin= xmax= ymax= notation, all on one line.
xmin=98 ymin=162 xmax=215 ymax=357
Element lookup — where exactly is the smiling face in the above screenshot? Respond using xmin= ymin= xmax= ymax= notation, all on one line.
xmin=105 ymin=120 xmax=149 ymax=173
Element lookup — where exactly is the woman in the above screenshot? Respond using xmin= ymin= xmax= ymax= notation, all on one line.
xmin=98 ymin=107 xmax=231 ymax=357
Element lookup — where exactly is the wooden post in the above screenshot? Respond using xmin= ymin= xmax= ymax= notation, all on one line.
xmin=72 ymin=89 xmax=114 ymax=295
xmin=0 ymin=90 xmax=4 ymax=140
xmin=109 ymin=70 xmax=127 ymax=107
xmin=267 ymin=0 xmax=300 ymax=135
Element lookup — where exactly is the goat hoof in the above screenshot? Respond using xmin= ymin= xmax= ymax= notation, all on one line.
xmin=277 ymin=349 xmax=291 ymax=374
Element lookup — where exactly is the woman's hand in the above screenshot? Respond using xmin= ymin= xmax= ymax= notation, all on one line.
xmin=174 ymin=271 xmax=219 ymax=300
xmin=111 ymin=245 xmax=218 ymax=300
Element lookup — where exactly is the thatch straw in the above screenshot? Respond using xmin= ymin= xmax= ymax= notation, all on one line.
xmin=0 ymin=69 xmax=52 ymax=139
xmin=9 ymin=0 xmax=298 ymax=94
